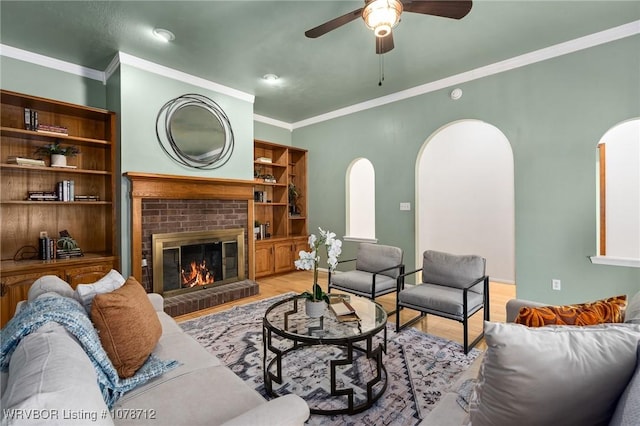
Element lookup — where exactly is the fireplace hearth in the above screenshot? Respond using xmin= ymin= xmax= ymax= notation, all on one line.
xmin=152 ymin=229 xmax=245 ymax=297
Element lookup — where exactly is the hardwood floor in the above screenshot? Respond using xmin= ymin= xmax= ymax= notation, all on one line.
xmin=174 ymin=270 xmax=516 ymax=350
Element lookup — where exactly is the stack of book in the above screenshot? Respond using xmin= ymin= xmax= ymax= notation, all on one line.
xmin=36 ymin=124 xmax=68 ymax=136
xmin=7 ymin=156 xmax=45 ymax=167
xmin=28 ymin=191 xmax=58 ymax=201
xmin=56 ymin=247 xmax=84 ymax=259
xmin=74 ymin=194 xmax=100 ymax=202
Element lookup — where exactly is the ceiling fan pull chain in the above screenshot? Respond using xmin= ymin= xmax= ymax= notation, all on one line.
xmin=378 ymin=48 xmax=385 ymax=87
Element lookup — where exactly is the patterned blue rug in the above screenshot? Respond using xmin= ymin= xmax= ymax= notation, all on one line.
xmin=179 ymin=293 xmax=480 ymax=425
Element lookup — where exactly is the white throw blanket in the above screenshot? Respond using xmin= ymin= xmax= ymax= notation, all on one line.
xmin=0 ymin=295 xmax=178 ymax=408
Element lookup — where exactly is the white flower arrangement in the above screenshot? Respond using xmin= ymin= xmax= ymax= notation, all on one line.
xmin=294 ymin=228 xmax=342 ymax=302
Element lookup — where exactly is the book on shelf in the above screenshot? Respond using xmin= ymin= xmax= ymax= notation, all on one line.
xmin=256 ymin=156 xmax=272 ymax=163
xmin=36 ymin=124 xmax=69 ymax=136
xmin=24 ymin=109 xmax=38 ymax=131
xmin=56 ymin=248 xmax=84 ymax=259
xmin=39 ymin=237 xmax=57 ymax=260
xmin=56 ymin=180 xmax=75 ymax=202
xmin=74 ymin=194 xmax=100 ymax=201
xmin=50 ymin=164 xmax=77 ymax=169
xmin=24 ymin=108 xmax=31 ymax=130
xmin=7 ymin=156 xmax=46 ymax=166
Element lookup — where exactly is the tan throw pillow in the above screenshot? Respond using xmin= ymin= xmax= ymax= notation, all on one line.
xmin=91 ymin=277 xmax=161 ymax=378
xmin=515 ymin=295 xmax=627 ymax=327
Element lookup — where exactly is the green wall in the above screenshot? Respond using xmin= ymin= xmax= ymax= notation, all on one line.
xmin=254 ymin=120 xmax=292 ymax=145
xmin=117 ymin=64 xmax=255 ymax=276
xmin=293 ymin=35 xmax=640 ymax=304
xmin=0 ymin=56 xmax=105 ymax=107
xmin=3 ymin=36 xmax=638 ymax=303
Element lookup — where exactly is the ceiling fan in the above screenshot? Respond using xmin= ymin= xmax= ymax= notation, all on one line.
xmin=305 ymin=0 xmax=472 ymax=54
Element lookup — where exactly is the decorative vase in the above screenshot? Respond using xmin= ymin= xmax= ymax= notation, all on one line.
xmin=51 ymin=154 xmax=67 ymax=167
xmin=305 ymin=299 xmax=326 ymax=318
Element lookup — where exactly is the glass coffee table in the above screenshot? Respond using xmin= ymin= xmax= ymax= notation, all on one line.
xmin=262 ymin=295 xmax=388 ymax=415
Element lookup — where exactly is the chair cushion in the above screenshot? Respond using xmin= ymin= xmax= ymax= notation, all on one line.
xmin=331 ymin=270 xmax=396 ymax=295
xmin=355 ymin=243 xmax=403 ymax=279
xmin=422 ymin=250 xmax=485 ymax=290
xmin=398 ymin=283 xmax=484 ymax=319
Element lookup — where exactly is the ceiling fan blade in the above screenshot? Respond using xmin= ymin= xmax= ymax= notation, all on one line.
xmin=403 ymin=0 xmax=472 ymax=19
xmin=305 ymin=7 xmax=364 ymax=38
xmin=375 ymin=32 xmax=395 ymax=54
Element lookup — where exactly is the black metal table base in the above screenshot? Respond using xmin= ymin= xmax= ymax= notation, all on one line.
xmin=263 ymin=326 xmax=388 ymax=415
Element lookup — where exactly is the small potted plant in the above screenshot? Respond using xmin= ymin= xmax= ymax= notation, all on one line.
xmin=34 ymin=143 xmax=80 ymax=167
xmin=294 ymin=228 xmax=342 ymax=317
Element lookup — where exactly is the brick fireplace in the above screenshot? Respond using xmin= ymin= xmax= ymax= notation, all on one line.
xmin=125 ymin=172 xmax=258 ymax=316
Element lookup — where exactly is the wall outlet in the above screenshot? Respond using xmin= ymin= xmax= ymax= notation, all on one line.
xmin=552 ymin=279 xmax=561 ymax=291
xmin=400 ymin=202 xmax=411 ymax=211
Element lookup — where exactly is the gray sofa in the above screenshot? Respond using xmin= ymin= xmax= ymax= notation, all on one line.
xmin=421 ymin=293 xmax=640 ymax=426
xmin=0 ymin=276 xmax=310 ymax=426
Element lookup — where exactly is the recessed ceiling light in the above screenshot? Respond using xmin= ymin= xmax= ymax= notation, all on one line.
xmin=262 ymin=73 xmax=279 ymax=82
xmin=153 ymin=28 xmax=175 ymax=43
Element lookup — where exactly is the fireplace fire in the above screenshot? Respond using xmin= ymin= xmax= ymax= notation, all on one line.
xmin=152 ymin=229 xmax=245 ymax=297
xmin=182 ymin=260 xmax=215 ymax=287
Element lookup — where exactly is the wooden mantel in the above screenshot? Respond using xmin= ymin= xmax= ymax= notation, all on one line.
xmin=124 ymin=172 xmax=256 ymax=283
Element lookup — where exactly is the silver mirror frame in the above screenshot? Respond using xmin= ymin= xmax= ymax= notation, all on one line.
xmin=156 ymin=94 xmax=234 ymax=169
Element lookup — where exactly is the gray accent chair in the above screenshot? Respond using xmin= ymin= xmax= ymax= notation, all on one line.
xmin=396 ymin=250 xmax=489 ymax=354
xmin=328 ymin=243 xmax=404 ymax=310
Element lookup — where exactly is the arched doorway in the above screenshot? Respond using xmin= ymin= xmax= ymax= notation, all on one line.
xmin=416 ymin=119 xmax=515 ymax=283
xmin=595 ymin=118 xmax=640 ymax=264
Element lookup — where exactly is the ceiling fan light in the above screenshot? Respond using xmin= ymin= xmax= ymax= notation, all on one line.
xmin=374 ymin=24 xmax=392 ymax=38
xmin=363 ymin=0 xmax=403 ymax=38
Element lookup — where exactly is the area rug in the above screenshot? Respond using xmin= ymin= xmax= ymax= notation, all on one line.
xmin=179 ymin=293 xmax=481 ymax=426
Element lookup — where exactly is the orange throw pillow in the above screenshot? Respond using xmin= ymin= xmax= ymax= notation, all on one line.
xmin=91 ymin=277 xmax=162 ymax=378
xmin=515 ymin=295 xmax=627 ymax=327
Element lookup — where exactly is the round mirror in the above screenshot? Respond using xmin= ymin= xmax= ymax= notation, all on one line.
xmin=156 ymin=94 xmax=234 ymax=169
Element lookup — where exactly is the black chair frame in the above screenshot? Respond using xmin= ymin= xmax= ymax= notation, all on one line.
xmin=395 ymin=268 xmax=490 ymax=354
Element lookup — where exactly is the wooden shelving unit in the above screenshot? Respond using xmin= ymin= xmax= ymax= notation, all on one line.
xmin=0 ymin=89 xmax=118 ymax=326
xmin=253 ymin=140 xmax=308 ymax=277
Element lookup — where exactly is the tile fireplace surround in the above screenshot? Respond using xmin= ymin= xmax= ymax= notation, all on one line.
xmin=125 ymin=172 xmax=258 ymax=316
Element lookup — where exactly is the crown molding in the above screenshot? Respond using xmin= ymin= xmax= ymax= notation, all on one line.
xmin=0 ymin=43 xmax=104 ymax=82
xmin=117 ymin=52 xmax=254 ymax=104
xmin=253 ymin=114 xmax=293 ymax=131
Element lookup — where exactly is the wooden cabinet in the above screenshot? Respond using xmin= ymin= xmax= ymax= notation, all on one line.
xmin=0 ymin=90 xmax=118 ymax=326
xmin=0 ymin=256 xmax=116 ymax=326
xmin=254 ymin=241 xmax=275 ymax=277
xmin=254 ymin=237 xmax=309 ymax=278
xmin=253 ymin=140 xmax=308 ymax=277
